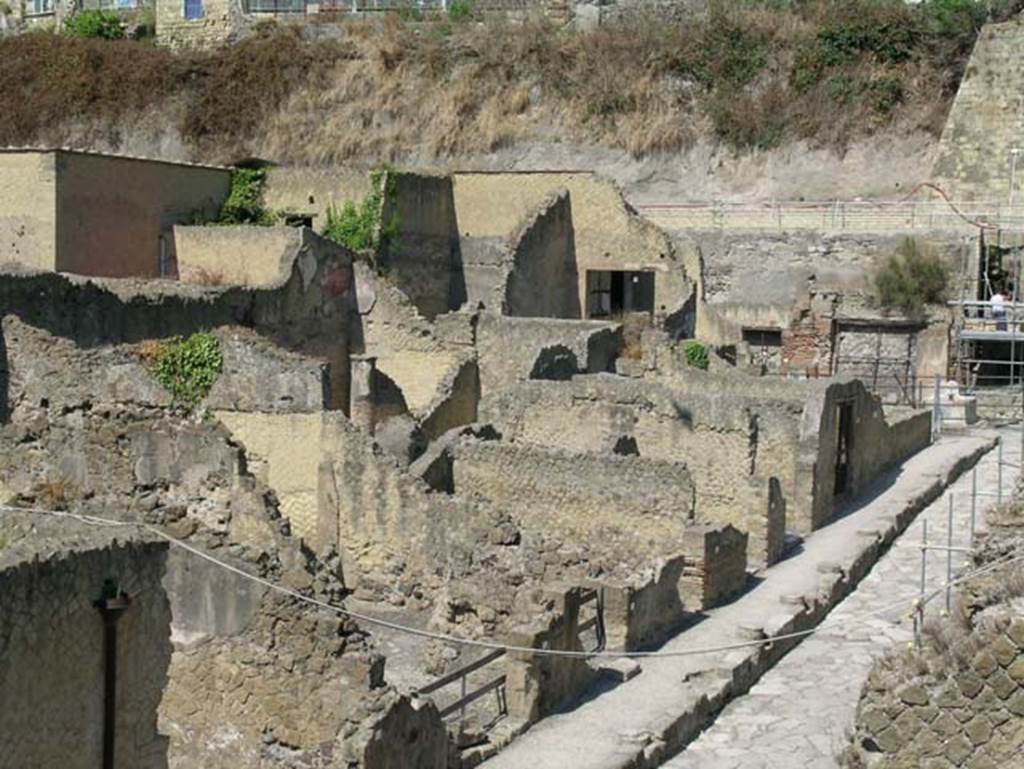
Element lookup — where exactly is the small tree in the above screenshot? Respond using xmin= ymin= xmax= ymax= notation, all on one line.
xmin=875 ymin=238 xmax=948 ymax=318
xmin=64 ymin=10 xmax=124 ymax=39
xmin=683 ymin=341 xmax=709 ymax=370
xmin=217 ymin=168 xmax=277 ymax=226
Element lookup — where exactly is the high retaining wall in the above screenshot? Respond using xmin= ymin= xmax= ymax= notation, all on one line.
xmin=0 ymin=523 xmax=172 ymax=769
xmin=932 ymin=16 xmax=1024 ymax=202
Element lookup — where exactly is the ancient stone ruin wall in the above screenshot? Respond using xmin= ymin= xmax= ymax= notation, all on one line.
xmin=799 ymin=378 xmax=932 ymax=533
xmin=263 ymin=165 xmax=373 ymax=225
xmin=688 ymin=229 xmax=965 ymax=378
xmin=480 ymin=375 xmax=785 ymax=565
xmin=451 ymin=438 xmax=696 ymax=553
xmin=0 ymin=522 xmax=172 ymax=769
xmin=475 ymin=313 xmax=622 ymax=399
xmin=452 ymin=171 xmax=696 ymax=328
xmin=174 ymin=224 xmax=318 ymax=286
xmin=0 ymin=316 xmax=454 ymax=769
xmin=680 ymin=523 xmax=748 ymax=611
xmin=499 ymin=189 xmax=581 ymax=319
xmin=379 ymin=172 xmax=461 ymax=320
xmin=0 ymin=233 xmax=355 ymax=414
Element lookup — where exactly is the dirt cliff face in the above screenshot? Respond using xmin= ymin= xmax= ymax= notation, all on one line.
xmin=0 ymin=1 xmax=1007 ymax=200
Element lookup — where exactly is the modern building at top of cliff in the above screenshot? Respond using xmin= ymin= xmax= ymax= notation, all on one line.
xmin=0 ymin=147 xmax=232 ymax=279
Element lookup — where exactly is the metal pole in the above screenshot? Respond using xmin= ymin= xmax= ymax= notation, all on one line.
xmin=971 ymin=467 xmax=977 ymax=548
xmin=460 ymin=671 xmax=467 ymax=727
xmin=946 ymin=494 xmax=954 ymax=613
xmin=999 ymin=438 xmax=1004 ymax=504
xmin=917 ymin=519 xmax=928 ymax=650
xmin=933 ymin=374 xmax=942 ymax=439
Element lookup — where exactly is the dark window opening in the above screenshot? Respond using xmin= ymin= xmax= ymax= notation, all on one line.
xmin=586 ymin=270 xmax=655 ymax=319
xmin=834 ymin=401 xmax=854 ymax=496
xmin=741 ymin=327 xmax=783 ymax=348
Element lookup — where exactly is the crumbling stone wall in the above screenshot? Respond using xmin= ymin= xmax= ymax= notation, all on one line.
xmin=475 ymin=313 xmax=621 ymax=399
xmin=0 ymin=229 xmax=355 ymax=411
xmin=452 ymin=171 xmax=696 ymax=331
xmin=499 ymin=189 xmax=581 ymax=318
xmin=798 ymin=378 xmax=932 ymax=533
xmin=481 ymin=375 xmax=785 ymax=565
xmin=379 ymin=172 xmax=461 ymax=320
xmin=451 ymin=438 xmax=696 ymax=550
xmin=0 ymin=316 xmax=453 ymax=769
xmin=0 ymin=521 xmax=172 ymax=769
xmin=174 ymin=224 xmax=325 ymax=286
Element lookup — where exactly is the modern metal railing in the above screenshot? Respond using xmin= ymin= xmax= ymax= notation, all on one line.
xmin=636 ymin=200 xmax=1024 ymax=233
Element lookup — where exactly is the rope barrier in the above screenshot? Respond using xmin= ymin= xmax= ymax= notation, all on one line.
xmin=2 ymin=500 xmax=1022 ymax=662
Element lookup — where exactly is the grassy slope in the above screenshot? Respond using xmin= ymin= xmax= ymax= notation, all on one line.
xmin=1 ymin=1 xmax=1019 ymax=166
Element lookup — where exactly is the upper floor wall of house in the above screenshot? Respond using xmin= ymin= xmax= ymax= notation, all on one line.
xmin=0 ymin=149 xmax=231 ymax=278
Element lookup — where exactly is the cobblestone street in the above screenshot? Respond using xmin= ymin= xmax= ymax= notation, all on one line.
xmin=664 ymin=428 xmax=1022 ymax=769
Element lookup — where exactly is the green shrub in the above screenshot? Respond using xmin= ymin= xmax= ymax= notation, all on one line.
xmin=448 ymin=0 xmax=472 ymax=22
xmin=217 ymin=167 xmax=277 ymax=225
xmin=322 ymin=167 xmax=398 ymax=254
xmin=875 ymin=238 xmax=948 ymax=317
xmin=683 ymin=341 xmax=709 ymax=370
xmin=151 ymin=333 xmax=223 ymax=407
xmin=64 ymin=10 xmax=124 ymax=40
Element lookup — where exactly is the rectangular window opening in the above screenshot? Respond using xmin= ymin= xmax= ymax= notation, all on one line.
xmin=585 ymin=270 xmax=655 ymax=319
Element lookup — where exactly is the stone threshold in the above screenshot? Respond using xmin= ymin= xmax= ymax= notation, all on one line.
xmin=478 ymin=432 xmax=998 ymax=769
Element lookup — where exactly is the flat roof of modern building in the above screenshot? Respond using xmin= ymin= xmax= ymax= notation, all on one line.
xmin=0 ymin=146 xmax=231 ymax=172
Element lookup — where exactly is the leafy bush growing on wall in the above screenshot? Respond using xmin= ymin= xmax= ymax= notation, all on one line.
xmin=321 ymin=167 xmax=398 ymax=254
xmin=217 ymin=167 xmax=278 ymax=225
xmin=448 ymin=0 xmax=473 ymax=22
xmin=64 ymin=10 xmax=124 ymax=40
xmin=875 ymin=238 xmax=948 ymax=318
xmin=683 ymin=341 xmax=709 ymax=370
xmin=146 ymin=333 xmax=224 ymax=408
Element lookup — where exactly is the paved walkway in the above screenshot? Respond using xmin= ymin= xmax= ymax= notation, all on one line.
xmin=481 ymin=431 xmax=999 ymax=769
xmin=663 ymin=427 xmax=1020 ymax=769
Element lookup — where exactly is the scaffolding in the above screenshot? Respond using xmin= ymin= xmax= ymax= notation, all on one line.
xmin=951 ymin=228 xmax=1024 ymax=390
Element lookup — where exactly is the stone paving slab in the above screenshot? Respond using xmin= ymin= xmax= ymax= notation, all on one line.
xmin=480 ymin=432 xmax=998 ymax=769
xmin=662 ymin=427 xmax=1020 ymax=769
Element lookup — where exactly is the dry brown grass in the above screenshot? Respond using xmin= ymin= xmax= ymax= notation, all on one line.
xmin=2 ymin=1 xmax=1018 ymax=163
xmin=134 ymin=338 xmax=166 ymax=367
xmin=36 ymin=478 xmax=76 ymax=511
xmin=178 ymin=265 xmax=228 ymax=286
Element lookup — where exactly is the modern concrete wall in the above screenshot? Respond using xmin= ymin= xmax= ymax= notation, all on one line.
xmin=0 ymin=151 xmax=57 ymax=271
xmin=56 ymin=150 xmax=230 ymax=278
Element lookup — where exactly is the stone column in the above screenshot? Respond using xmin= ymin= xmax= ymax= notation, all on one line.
xmin=349 ymin=354 xmax=377 ymax=435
